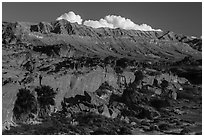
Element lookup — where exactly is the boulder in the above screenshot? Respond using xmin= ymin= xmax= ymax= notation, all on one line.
xmin=101 ymin=104 xmax=111 ymax=118
xmin=109 ymin=108 xmax=120 ymax=118
xmin=86 ymin=91 xmax=107 ymax=106
xmin=122 ymin=71 xmax=135 ymax=84
xmin=137 ymin=105 xmax=161 ymax=120
xmin=2 ymin=83 xmax=20 ymax=130
xmin=154 ymin=88 xmax=162 ymax=95
xmin=108 ymin=101 xmax=127 ymax=118
xmin=120 ymin=116 xmax=130 ymax=123
xmin=142 ymin=75 xmax=155 ymax=86
xmin=78 ymin=103 xmax=90 ymax=112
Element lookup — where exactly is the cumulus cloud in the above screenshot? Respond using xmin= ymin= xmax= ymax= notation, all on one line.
xmin=56 ymin=11 xmax=161 ymax=31
xmin=84 ymin=15 xmax=162 ymax=31
xmin=56 ymin=11 xmax=83 ymax=24
xmin=84 ymin=19 xmax=114 ymax=29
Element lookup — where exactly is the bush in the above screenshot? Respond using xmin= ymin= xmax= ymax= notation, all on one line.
xmin=116 ymin=58 xmax=129 ymax=69
xmin=134 ymin=70 xmax=144 ymax=82
xmin=13 ymin=88 xmax=37 ymax=122
xmin=35 ymin=85 xmax=56 ymax=118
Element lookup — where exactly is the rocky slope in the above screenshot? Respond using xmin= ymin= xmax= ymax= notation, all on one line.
xmin=2 ymin=20 xmax=202 ymax=134
xmin=2 ymin=20 xmax=202 ymax=60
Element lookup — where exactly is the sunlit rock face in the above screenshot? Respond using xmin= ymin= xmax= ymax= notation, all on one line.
xmin=2 ymin=63 xmax=136 ymax=128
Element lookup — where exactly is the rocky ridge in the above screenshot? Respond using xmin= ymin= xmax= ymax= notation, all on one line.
xmin=2 ymin=20 xmax=202 ymax=60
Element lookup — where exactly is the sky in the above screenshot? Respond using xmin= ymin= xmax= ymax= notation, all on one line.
xmin=2 ymin=2 xmax=202 ymax=37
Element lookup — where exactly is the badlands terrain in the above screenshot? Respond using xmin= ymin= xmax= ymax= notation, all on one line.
xmin=2 ymin=20 xmax=202 ymax=134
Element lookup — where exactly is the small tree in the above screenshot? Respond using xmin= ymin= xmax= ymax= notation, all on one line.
xmin=35 ymin=85 xmax=56 ymax=118
xmin=13 ymin=88 xmax=37 ymax=123
xmin=128 ymin=70 xmax=144 ymax=90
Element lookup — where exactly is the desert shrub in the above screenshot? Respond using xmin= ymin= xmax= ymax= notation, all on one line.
xmin=122 ymin=87 xmax=146 ymax=107
xmin=103 ymin=56 xmax=117 ymax=66
xmin=115 ymin=66 xmax=123 ymax=74
xmin=13 ymin=88 xmax=37 ymax=122
xmin=160 ymin=79 xmax=169 ymax=89
xmin=134 ymin=70 xmax=144 ymax=82
xmin=116 ymin=58 xmax=129 ymax=69
xmin=35 ymin=85 xmax=56 ymax=118
xmin=127 ymin=70 xmax=144 ymax=91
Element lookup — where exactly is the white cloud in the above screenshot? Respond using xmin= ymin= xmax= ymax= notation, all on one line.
xmin=56 ymin=11 xmax=161 ymax=31
xmin=84 ymin=19 xmax=114 ymax=29
xmin=56 ymin=11 xmax=83 ymax=24
xmin=84 ymin=15 xmax=161 ymax=31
